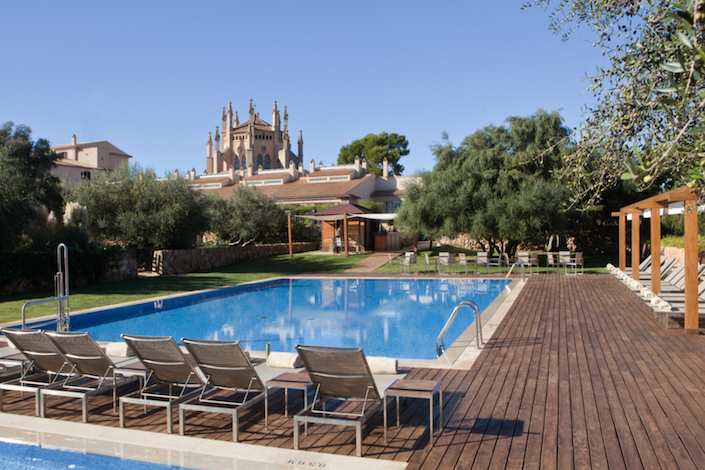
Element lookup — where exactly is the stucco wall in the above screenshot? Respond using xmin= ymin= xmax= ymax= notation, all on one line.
xmin=153 ymin=242 xmax=319 ymax=276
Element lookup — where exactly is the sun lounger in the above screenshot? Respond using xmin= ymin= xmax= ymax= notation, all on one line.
xmin=119 ymin=335 xmax=205 ymax=433
xmin=40 ymin=331 xmax=140 ymax=422
xmin=0 ymin=329 xmax=75 ymax=416
xmin=179 ymin=338 xmax=265 ymax=442
xmin=293 ymin=345 xmax=383 ymax=457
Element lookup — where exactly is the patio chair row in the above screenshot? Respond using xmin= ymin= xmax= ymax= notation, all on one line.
xmin=388 ymin=251 xmax=584 ymax=276
xmin=0 ymin=330 xmax=440 ymax=457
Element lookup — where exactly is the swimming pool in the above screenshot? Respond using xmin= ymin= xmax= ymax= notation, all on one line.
xmin=26 ymin=278 xmax=511 ymax=360
xmin=0 ymin=439 xmax=187 ymax=469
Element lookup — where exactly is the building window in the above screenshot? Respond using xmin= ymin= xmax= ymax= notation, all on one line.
xmin=242 ymin=156 xmax=247 ymax=168
xmin=257 ymin=155 xmax=263 ymax=169
xmin=58 ymin=152 xmax=67 ymax=159
xmin=80 ymin=171 xmax=91 ymax=181
xmin=264 ymin=155 xmax=270 ymax=169
xmin=234 ymin=157 xmax=240 ymax=170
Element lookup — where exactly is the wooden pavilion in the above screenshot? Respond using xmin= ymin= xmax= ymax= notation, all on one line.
xmin=308 ymin=203 xmax=380 ymax=256
xmin=613 ymin=187 xmax=700 ymax=333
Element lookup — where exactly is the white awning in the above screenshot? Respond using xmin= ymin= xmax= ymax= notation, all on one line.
xmin=296 ymin=213 xmax=397 ymax=222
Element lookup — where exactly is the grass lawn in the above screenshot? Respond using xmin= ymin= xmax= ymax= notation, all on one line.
xmin=0 ymin=253 xmax=371 ymax=325
xmin=376 ymin=246 xmax=617 ymax=275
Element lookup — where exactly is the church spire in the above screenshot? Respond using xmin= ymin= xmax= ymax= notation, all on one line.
xmin=298 ymin=130 xmax=304 ymax=161
xmin=272 ymin=101 xmax=279 ymax=129
xmin=283 ymin=106 xmax=288 ymax=134
xmin=249 ymin=98 xmax=255 ymax=120
xmin=234 ymin=110 xmax=239 ymax=127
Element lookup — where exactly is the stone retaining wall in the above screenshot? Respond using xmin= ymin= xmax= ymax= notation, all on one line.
xmin=102 ymin=252 xmax=138 ymax=282
xmin=659 ymin=246 xmax=705 ymax=265
xmin=153 ymin=242 xmax=319 ymax=276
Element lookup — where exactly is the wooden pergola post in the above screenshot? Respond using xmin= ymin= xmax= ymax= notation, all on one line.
xmin=627 ymin=209 xmax=643 ymax=281
xmin=650 ymin=206 xmax=662 ymax=294
xmin=287 ymin=212 xmax=293 ymax=258
xmin=612 ymin=212 xmax=627 ymax=272
xmin=684 ymin=199 xmax=699 ymax=333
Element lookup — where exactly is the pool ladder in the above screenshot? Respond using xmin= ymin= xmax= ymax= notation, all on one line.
xmin=436 ymin=301 xmax=482 ymax=358
xmin=21 ymin=243 xmax=70 ymax=331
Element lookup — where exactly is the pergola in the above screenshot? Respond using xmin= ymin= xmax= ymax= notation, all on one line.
xmin=612 ymin=187 xmax=699 ymax=333
xmin=295 ymin=203 xmax=397 ymax=257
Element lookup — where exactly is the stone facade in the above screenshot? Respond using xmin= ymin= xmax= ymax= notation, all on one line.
xmin=660 ymin=246 xmax=705 ymax=265
xmin=153 ymin=242 xmax=319 ymax=276
xmin=102 ymin=252 xmax=138 ymax=282
xmin=207 ymin=99 xmax=301 ymax=175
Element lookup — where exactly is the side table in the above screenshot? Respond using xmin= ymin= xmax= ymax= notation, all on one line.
xmin=264 ymin=371 xmax=312 ymax=430
xmin=384 ymin=378 xmax=443 ymax=446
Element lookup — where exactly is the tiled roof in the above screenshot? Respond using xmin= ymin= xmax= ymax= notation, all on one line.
xmin=201 ymin=174 xmax=373 ymax=201
xmin=54 ymin=159 xmax=99 ymax=169
xmin=370 ymin=189 xmax=405 ymax=198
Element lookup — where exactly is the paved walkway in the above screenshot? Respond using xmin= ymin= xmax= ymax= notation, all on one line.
xmin=344 ymin=242 xmax=436 ymax=274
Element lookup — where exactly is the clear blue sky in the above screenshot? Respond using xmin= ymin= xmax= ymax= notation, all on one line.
xmin=1 ymin=1 xmax=604 ymax=176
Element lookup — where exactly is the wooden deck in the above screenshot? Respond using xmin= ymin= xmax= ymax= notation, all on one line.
xmin=3 ymin=274 xmax=705 ymax=469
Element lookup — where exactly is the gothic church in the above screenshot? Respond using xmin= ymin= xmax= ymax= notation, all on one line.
xmin=206 ymin=99 xmax=302 ymax=174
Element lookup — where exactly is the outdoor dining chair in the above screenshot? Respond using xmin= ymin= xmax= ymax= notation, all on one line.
xmin=547 ymin=253 xmax=560 ymax=273
xmin=438 ymin=252 xmax=455 ymax=275
xmin=424 ymin=252 xmax=438 ymax=274
xmin=401 ymin=252 xmax=418 ymax=275
xmin=558 ymin=251 xmax=572 ymax=273
xmin=388 ymin=254 xmax=402 ymax=273
xmin=457 ymin=253 xmax=471 ymax=275
xmin=475 ymin=252 xmax=490 ymax=274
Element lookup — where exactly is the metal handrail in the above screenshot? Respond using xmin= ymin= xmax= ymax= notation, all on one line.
xmin=21 ymin=243 xmax=70 ymax=330
xmin=436 ymin=300 xmax=483 ymax=357
xmin=506 ymin=260 xmax=526 ymax=282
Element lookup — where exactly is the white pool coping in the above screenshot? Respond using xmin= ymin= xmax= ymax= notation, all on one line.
xmin=0 ymin=412 xmax=406 ymax=470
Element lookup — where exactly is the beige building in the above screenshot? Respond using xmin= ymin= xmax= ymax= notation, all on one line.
xmin=207 ymin=99 xmax=301 ymax=174
xmin=51 ymin=135 xmax=131 ymax=183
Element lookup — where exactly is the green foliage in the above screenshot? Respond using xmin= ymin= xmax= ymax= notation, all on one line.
xmin=0 ymin=122 xmax=63 ymax=250
xmin=526 ymin=0 xmax=705 ymax=203
xmin=0 ymin=243 xmax=126 ymax=296
xmin=396 ymin=110 xmax=571 ymax=255
xmin=73 ymin=164 xmax=209 ymax=250
xmin=660 ymin=234 xmax=705 ymax=251
xmin=208 ymin=185 xmax=285 ymax=245
xmin=337 ymin=132 xmax=409 ymax=176
xmin=356 ymin=199 xmax=384 ymax=212
xmin=660 ymin=213 xmax=705 ymax=235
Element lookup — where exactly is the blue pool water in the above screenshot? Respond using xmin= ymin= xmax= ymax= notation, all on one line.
xmin=28 ymin=278 xmax=510 ymax=360
xmin=0 ymin=439 xmax=188 ymax=469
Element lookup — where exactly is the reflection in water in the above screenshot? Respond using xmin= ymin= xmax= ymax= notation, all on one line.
xmin=74 ymin=278 xmax=509 ymax=360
